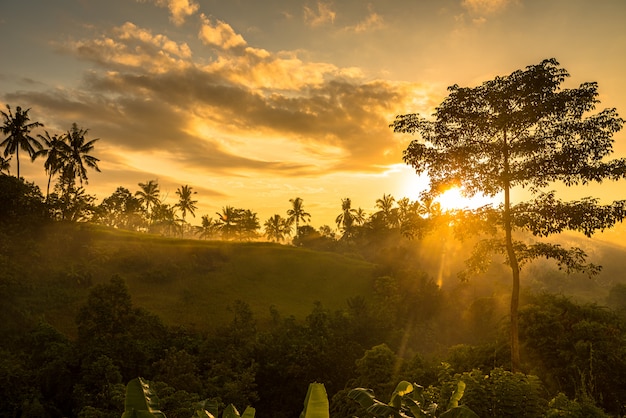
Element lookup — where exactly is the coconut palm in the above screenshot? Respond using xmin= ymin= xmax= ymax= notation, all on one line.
xmin=264 ymin=214 xmax=292 ymax=243
xmin=335 ymin=197 xmax=358 ymax=238
xmin=354 ymin=207 xmax=367 ymax=226
xmin=287 ymin=197 xmax=311 ymax=238
xmin=197 ymin=215 xmax=218 ymax=240
xmin=175 ymin=184 xmax=197 ymax=237
xmin=375 ymin=193 xmax=398 ymax=227
xmin=238 ymin=209 xmax=260 ymax=241
xmin=63 ymin=123 xmax=100 ymax=186
xmin=216 ymin=206 xmax=240 ymax=240
xmin=34 ymin=130 xmax=71 ymax=200
xmin=1 ymin=105 xmax=44 ymax=179
xmin=135 ymin=180 xmax=161 ymax=220
xmin=0 ymin=156 xmax=11 ymax=175
xmin=151 ymin=202 xmax=180 ymax=236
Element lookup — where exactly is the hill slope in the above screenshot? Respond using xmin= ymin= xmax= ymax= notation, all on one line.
xmin=1 ymin=223 xmax=376 ymax=337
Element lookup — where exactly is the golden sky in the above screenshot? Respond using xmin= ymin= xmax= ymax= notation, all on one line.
xmin=1 ymin=0 xmax=625 ymax=229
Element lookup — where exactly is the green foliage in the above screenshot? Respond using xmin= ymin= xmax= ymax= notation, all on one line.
xmin=545 ymin=393 xmax=609 ymax=418
xmin=122 ymin=377 xmax=167 ymax=418
xmin=348 ymin=380 xmax=478 ymax=418
xmin=300 ymin=383 xmax=329 ymax=418
xmin=445 ymin=368 xmax=546 ymax=418
xmin=519 ymin=294 xmax=626 ymax=415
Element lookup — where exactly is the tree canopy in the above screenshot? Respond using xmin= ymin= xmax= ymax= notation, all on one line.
xmin=392 ymin=58 xmax=626 ymax=371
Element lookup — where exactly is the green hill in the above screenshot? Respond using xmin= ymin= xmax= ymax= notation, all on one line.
xmin=1 ymin=222 xmax=376 ymax=337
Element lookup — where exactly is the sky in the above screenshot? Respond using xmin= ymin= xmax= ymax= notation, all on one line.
xmin=1 ymin=0 xmax=626 ymax=230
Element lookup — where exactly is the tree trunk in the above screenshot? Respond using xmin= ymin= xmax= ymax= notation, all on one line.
xmin=504 ymin=184 xmax=521 ymax=372
xmin=502 ymin=129 xmax=521 ymax=372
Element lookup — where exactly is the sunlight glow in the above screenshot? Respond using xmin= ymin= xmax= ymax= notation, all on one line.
xmin=437 ymin=186 xmax=500 ymax=211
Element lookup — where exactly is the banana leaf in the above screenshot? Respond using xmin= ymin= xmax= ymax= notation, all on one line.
xmin=241 ymin=406 xmax=256 ymax=418
xmin=299 ymin=382 xmax=329 ymax=418
xmin=347 ymin=388 xmax=376 ymax=408
xmin=192 ymin=399 xmax=218 ymax=418
xmin=390 ymin=381 xmax=414 ymax=408
xmin=439 ymin=405 xmax=480 ymax=418
xmin=121 ymin=377 xmax=167 ymax=418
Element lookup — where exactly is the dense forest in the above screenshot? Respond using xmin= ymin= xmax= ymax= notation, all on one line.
xmin=2 ymin=173 xmax=626 ymax=417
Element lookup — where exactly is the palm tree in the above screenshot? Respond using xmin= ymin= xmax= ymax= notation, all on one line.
xmin=135 ymin=180 xmax=161 ymax=221
xmin=375 ymin=193 xmax=399 ymax=228
xmin=216 ymin=206 xmax=240 ymax=240
xmin=287 ymin=197 xmax=311 ymax=238
xmin=175 ymin=184 xmax=197 ymax=237
xmin=0 ymin=156 xmax=11 ymax=175
xmin=1 ymin=105 xmax=44 ymax=179
xmin=151 ymin=202 xmax=180 ymax=236
xmin=335 ymin=197 xmax=358 ymax=238
xmin=264 ymin=214 xmax=291 ymax=243
xmin=34 ymin=131 xmax=71 ymax=201
xmin=354 ymin=207 xmax=367 ymax=226
xmin=238 ymin=209 xmax=260 ymax=241
xmin=63 ymin=123 xmax=101 ymax=186
xmin=197 ymin=215 xmax=218 ymax=240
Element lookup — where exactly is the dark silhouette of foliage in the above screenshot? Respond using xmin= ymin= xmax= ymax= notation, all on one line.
xmin=519 ymin=294 xmax=626 ymax=415
xmin=1 ymin=104 xmax=44 ymax=179
xmin=287 ymin=197 xmax=311 ymax=240
xmin=63 ymin=123 xmax=100 ymax=187
xmin=0 ymin=175 xmax=48 ymax=231
xmin=136 ymin=180 xmax=161 ymax=220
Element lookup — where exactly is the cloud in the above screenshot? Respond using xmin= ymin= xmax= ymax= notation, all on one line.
xmin=304 ymin=2 xmax=336 ymax=27
xmin=25 ymin=19 xmax=436 ymax=185
xmin=138 ymin=0 xmax=199 ymax=25
xmin=198 ymin=14 xmax=247 ymax=50
xmin=343 ymin=5 xmax=386 ymax=33
xmin=68 ymin=22 xmax=192 ymax=73
xmin=461 ymin=0 xmax=512 ymax=15
xmin=346 ymin=12 xmax=385 ymax=33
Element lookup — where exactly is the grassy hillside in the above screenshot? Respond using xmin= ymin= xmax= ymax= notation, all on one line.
xmin=2 ymin=223 xmax=376 ymax=337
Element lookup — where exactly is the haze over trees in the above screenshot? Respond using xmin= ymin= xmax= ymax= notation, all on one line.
xmin=392 ymin=58 xmax=626 ymax=371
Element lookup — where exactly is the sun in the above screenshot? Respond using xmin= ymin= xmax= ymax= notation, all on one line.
xmin=400 ymin=169 xmax=500 ymax=211
xmin=437 ymin=186 xmax=500 ymax=212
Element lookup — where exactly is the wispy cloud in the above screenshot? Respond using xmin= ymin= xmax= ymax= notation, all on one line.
xmin=461 ymin=0 xmax=512 ymax=15
xmin=138 ymin=0 xmax=200 ymax=25
xmin=344 ymin=5 xmax=385 ymax=33
xmin=304 ymin=1 xmax=336 ymax=27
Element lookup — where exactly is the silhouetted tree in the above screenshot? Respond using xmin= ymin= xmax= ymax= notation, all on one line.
xmin=238 ymin=209 xmax=260 ymax=241
xmin=135 ymin=180 xmax=161 ymax=222
xmin=264 ymin=214 xmax=291 ymax=243
xmin=94 ymin=187 xmax=143 ymax=230
xmin=63 ymin=123 xmax=100 ymax=186
xmin=216 ymin=206 xmax=240 ymax=240
xmin=197 ymin=214 xmax=219 ymax=239
xmin=374 ymin=194 xmax=398 ymax=228
xmin=287 ymin=197 xmax=311 ymax=239
xmin=0 ymin=155 xmax=10 ymax=174
xmin=150 ymin=202 xmax=180 ymax=236
xmin=1 ymin=105 xmax=43 ymax=179
xmin=175 ymin=184 xmax=197 ymax=237
xmin=335 ymin=198 xmax=358 ymax=239
xmin=393 ymin=58 xmax=626 ymax=371
xmin=33 ymin=131 xmax=71 ymax=201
